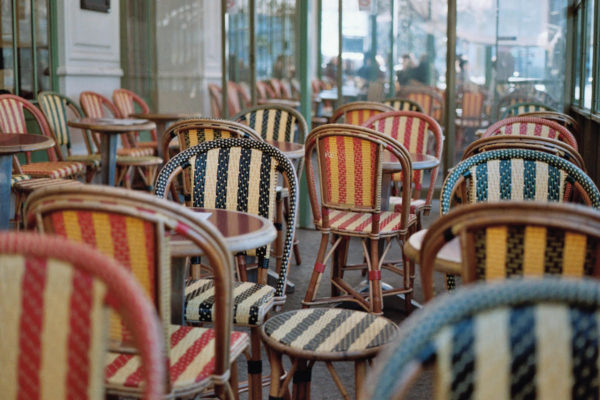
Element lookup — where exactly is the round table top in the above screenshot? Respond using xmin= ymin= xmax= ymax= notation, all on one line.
xmin=382 ymin=152 xmax=440 ymax=171
xmin=257 ymin=98 xmax=301 ymax=108
xmin=403 ymin=228 xmax=461 ymax=275
xmin=130 ymin=112 xmax=203 ymax=122
xmin=67 ymin=118 xmax=156 ymax=133
xmin=0 ymin=134 xmax=55 ymax=155
xmin=265 ymin=140 xmax=304 ymax=159
xmin=169 ymin=207 xmax=277 ymax=256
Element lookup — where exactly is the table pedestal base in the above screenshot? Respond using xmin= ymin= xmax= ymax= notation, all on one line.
xmin=100 ymin=135 xmax=118 ymax=186
xmin=0 ymin=155 xmax=12 ymax=229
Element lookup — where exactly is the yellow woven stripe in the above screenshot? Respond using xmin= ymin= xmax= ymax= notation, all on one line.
xmin=536 ymin=305 xmax=572 ymax=399
xmin=170 ymin=326 xmax=214 ymax=386
xmin=562 ymin=232 xmax=587 ymax=277
xmin=343 ymin=136 xmax=355 ymax=204
xmin=266 ymin=109 xmax=277 ymax=141
xmin=40 ymin=259 xmax=73 ymax=400
xmin=0 ymin=255 xmax=25 ymax=400
xmin=525 ymin=123 xmax=536 ymax=136
xmin=408 ymin=119 xmax=420 ymax=153
xmin=486 ymin=160 xmax=500 ymax=201
xmin=539 ymin=125 xmax=551 ymax=139
xmin=383 ymin=116 xmax=396 ymax=139
xmin=62 ymin=210 xmax=83 ymax=243
xmin=485 ymin=226 xmax=507 ymax=280
xmin=522 ymin=226 xmax=547 ymax=276
xmin=203 ymin=149 xmax=220 ymax=208
xmin=253 ymin=111 xmax=264 ymax=138
xmin=48 ymin=96 xmax=68 ymax=145
xmin=433 ymin=328 xmax=452 ymax=400
xmin=205 ymin=128 xmax=216 ymax=142
xmin=225 ymin=147 xmax=241 ymax=210
xmin=534 ymin=162 xmax=549 ymax=201
xmin=187 ymin=129 xmax=199 ymax=148
xmin=125 ymin=217 xmax=152 ymax=295
xmin=266 ymin=161 xmax=277 ymax=225
xmin=235 ymin=284 xmax=274 ymax=325
xmin=361 ymin=139 xmax=374 ymax=206
xmin=87 ymin=279 xmax=107 ymax=400
xmin=510 ymin=159 xmax=524 ymax=200
xmin=246 ymin=148 xmax=263 ymax=215
xmin=326 ymin=138 xmax=340 ymax=204
xmin=473 ymin=308 xmax=509 ymax=400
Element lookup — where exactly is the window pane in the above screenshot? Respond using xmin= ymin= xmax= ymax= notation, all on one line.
xmin=0 ymin=0 xmax=14 ymax=93
xmin=584 ymin=0 xmax=594 ymax=109
xmin=574 ymin=8 xmax=583 ymax=104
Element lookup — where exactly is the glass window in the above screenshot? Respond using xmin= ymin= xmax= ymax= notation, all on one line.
xmin=584 ymin=0 xmax=594 ymax=109
xmin=574 ymin=6 xmax=583 ymax=105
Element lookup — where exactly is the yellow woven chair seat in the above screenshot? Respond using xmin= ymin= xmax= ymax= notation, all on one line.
xmin=319 ymin=210 xmax=416 ymax=235
xmin=388 ymin=197 xmax=426 ymax=214
xmin=185 ymin=280 xmax=275 ymax=327
xmin=20 ymin=161 xmax=85 ymax=178
xmin=117 ymin=147 xmax=155 ymax=157
xmin=116 ymin=155 xmax=163 ymax=166
xmin=106 ymin=325 xmax=248 ymax=394
xmin=66 ymin=154 xmax=102 ymax=168
xmin=10 ymin=174 xmax=31 ymax=187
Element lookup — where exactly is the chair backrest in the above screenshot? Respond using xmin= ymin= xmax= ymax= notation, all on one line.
xmin=154 ymin=138 xmax=297 ymax=301
xmin=233 ymin=104 xmax=308 ymax=143
xmin=206 ymin=83 xmax=251 ymax=118
xmin=440 ymin=148 xmax=600 ymax=214
xmin=0 ymin=231 xmax=164 ymax=400
xmin=256 ymin=80 xmax=276 ymax=101
xmin=161 ymin=118 xmax=262 ymax=162
xmin=305 ymin=124 xmax=413 ymax=231
xmin=112 ymin=88 xmax=158 ymax=143
xmin=363 ymin=110 xmax=443 ymax=204
xmin=79 ymin=91 xmax=121 ymax=119
xmin=208 ymin=84 xmax=223 ymax=118
xmin=268 ymin=78 xmax=292 ymax=99
xmin=501 ymin=102 xmax=556 ymax=119
xmin=420 ymin=202 xmax=600 ymax=300
xmin=460 ymin=90 xmax=485 ymax=120
xmin=330 ymin=101 xmax=394 ymax=125
xmin=397 ymin=86 xmax=445 ymax=123
xmin=363 ymin=278 xmax=600 ymax=400
xmin=520 ymin=110 xmax=580 ymax=136
xmin=495 ymin=89 xmax=556 ymax=120
xmin=0 ymin=94 xmax=60 ymax=162
xmin=24 ymin=185 xmax=235 ymax=392
xmin=462 ymin=135 xmax=586 ymax=171
xmin=382 ymin=98 xmax=424 ymax=112
xmin=483 ymin=116 xmax=579 ymax=151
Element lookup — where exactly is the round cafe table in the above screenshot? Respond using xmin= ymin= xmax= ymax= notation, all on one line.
xmin=169 ymin=207 xmax=277 ymax=324
xmin=0 ymin=134 xmax=54 ymax=229
xmin=67 ymin=118 xmax=156 ymax=186
xmin=265 ymin=139 xmax=304 ymax=160
xmin=403 ymin=228 xmax=461 ymax=275
xmin=130 ymin=112 xmax=202 ymax=159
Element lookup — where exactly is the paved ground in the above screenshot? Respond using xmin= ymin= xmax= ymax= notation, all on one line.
xmin=235 ymin=201 xmax=443 ymax=399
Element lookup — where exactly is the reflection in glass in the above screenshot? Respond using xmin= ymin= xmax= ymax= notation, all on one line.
xmin=584 ymin=0 xmax=594 ymax=109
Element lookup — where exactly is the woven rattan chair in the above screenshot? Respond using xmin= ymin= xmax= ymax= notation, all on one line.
xmin=364 ymin=110 xmax=444 ymax=230
xmin=455 ymin=90 xmax=486 ymax=149
xmin=520 ymin=110 xmax=581 ymax=136
xmin=363 ymin=278 xmax=600 ymax=399
xmin=501 ymin=101 xmax=557 ymax=119
xmin=79 ymin=91 xmax=162 ymax=189
xmin=482 ymin=116 xmax=579 ymax=151
xmin=0 ymin=232 xmax=165 ymax=399
xmin=494 ymin=89 xmax=557 ymax=120
xmin=113 ymin=88 xmax=158 ymax=152
xmin=302 ymin=124 xmax=417 ymax=314
xmin=24 ymin=185 xmax=248 ymax=399
xmin=397 ymin=85 xmax=445 ymax=123
xmin=330 ymin=101 xmax=394 ymax=125
xmin=382 ymin=97 xmax=424 ymax=112
xmin=37 ymin=91 xmax=101 ymax=182
xmin=420 ymin=202 xmax=600 ymax=300
xmin=154 ymin=137 xmax=297 ymax=400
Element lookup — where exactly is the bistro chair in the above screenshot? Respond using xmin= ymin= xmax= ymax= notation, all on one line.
xmin=112 ymin=88 xmax=159 ymax=152
xmin=154 ymin=137 xmax=297 ymax=400
xmin=494 ymin=89 xmax=557 ymax=120
xmin=363 ymin=278 xmax=600 ymax=399
xmin=303 ymin=124 xmax=417 ymax=314
xmin=382 ymin=97 xmax=424 ymax=112
xmin=482 ymin=116 xmax=579 ymax=151
xmin=79 ymin=91 xmax=162 ymax=189
xmin=0 ymin=231 xmax=165 ymax=400
xmin=421 ymin=201 xmax=600 ymax=300
xmin=37 ymin=91 xmax=101 ymax=182
xmin=364 ymin=110 xmax=444 ymax=230
xmin=207 ymin=82 xmax=251 ymax=118
xmin=330 ymin=101 xmax=394 ymax=125
xmin=24 ymin=185 xmax=248 ymax=399
xmin=520 ymin=110 xmax=581 ymax=136
xmin=500 ymin=101 xmax=557 ymax=119
xmin=455 ymin=90 xmax=486 ymax=150
xmin=397 ymin=85 xmax=445 ymax=124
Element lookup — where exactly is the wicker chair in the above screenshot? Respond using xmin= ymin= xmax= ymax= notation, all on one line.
xmin=382 ymin=97 xmax=424 ymax=112
xmin=154 ymin=138 xmax=297 ymax=400
xmin=302 ymin=124 xmax=417 ymax=314
xmin=363 ymin=278 xmax=600 ymax=399
xmin=494 ymin=89 xmax=557 ymax=120
xmin=79 ymin=91 xmax=162 ymax=189
xmin=112 ymin=88 xmax=158 ymax=152
xmin=24 ymin=185 xmax=248 ymax=399
xmin=0 ymin=231 xmax=165 ymax=399
xmin=455 ymin=90 xmax=486 ymax=150
xmin=501 ymin=101 xmax=557 ymax=119
xmin=482 ymin=116 xmax=579 ymax=151
xmin=520 ymin=110 xmax=580 ymax=136
xmin=364 ymin=110 xmax=444 ymax=230
xmin=397 ymin=85 xmax=445 ymax=123
xmin=421 ymin=201 xmax=600 ymax=300
xmin=330 ymin=101 xmax=394 ymax=125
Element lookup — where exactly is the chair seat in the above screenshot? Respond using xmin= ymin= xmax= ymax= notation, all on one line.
xmin=20 ymin=161 xmax=85 ymax=178
xmin=388 ymin=197 xmax=426 ymax=214
xmin=138 ymin=140 xmax=157 ymax=149
xmin=185 ymin=279 xmax=275 ymax=327
xmin=13 ymin=178 xmax=82 ymax=194
xmin=117 ymin=147 xmax=155 ymax=157
xmin=116 ymin=155 xmax=163 ymax=166
xmin=319 ymin=210 xmax=416 ymax=235
xmin=105 ymin=325 xmax=248 ymax=394
xmin=66 ymin=154 xmax=102 ymax=168
xmin=262 ymin=309 xmax=397 ymax=355
xmin=10 ymin=174 xmax=31 ymax=187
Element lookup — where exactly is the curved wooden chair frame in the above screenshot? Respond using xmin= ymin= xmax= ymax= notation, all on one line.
xmin=382 ymin=98 xmax=425 ymax=112
xmin=500 ymin=101 xmax=557 ymax=119
xmin=330 ymin=101 xmax=394 ymax=124
xmin=482 ymin=116 xmax=579 ymax=150
xmin=519 ymin=110 xmax=580 ymax=136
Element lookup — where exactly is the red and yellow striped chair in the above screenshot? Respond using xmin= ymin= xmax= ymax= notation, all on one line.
xmin=330 ymin=101 xmax=394 ymax=125
xmin=364 ymin=110 xmax=444 ymax=230
xmin=0 ymin=231 xmax=165 ymax=400
xmin=520 ymin=110 xmax=580 ymax=137
xmin=25 ymin=185 xmax=248 ymax=399
xmin=112 ymin=88 xmax=158 ymax=152
xmin=303 ymin=124 xmax=417 ymax=314
xmin=207 ymin=83 xmax=251 ymax=118
xmin=482 ymin=116 xmax=579 ymax=151
xmin=397 ymin=86 xmax=445 ymax=124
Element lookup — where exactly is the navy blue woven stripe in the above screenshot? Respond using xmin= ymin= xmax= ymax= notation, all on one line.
xmin=450 ymin=318 xmax=475 ymax=400
xmin=236 ymin=147 xmax=252 ymax=212
xmin=192 ymin=153 xmax=207 ymax=207
xmin=569 ymin=306 xmax=599 ymax=399
xmin=499 ymin=159 xmax=511 ymax=200
xmin=547 ymin=165 xmax=561 ymax=202
xmin=260 ymin=110 xmax=270 ymax=139
xmin=509 ymin=306 xmax=537 ymax=399
xmin=523 ymin=160 xmax=536 ymax=200
xmin=214 ymin=148 xmax=230 ymax=209
xmin=284 ymin=113 xmax=293 ymax=142
xmin=475 ymin=163 xmax=488 ymax=202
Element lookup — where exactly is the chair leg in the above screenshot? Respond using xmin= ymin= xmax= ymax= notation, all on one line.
xmin=355 ymin=360 xmax=368 ymax=398
xmin=267 ymin=347 xmax=290 ymax=400
xmin=229 ymin=360 xmax=240 ymax=400
xmin=292 ymin=359 xmax=312 ymax=400
xmin=248 ymin=327 xmax=263 ymax=400
xmin=369 ymin=238 xmax=382 ymax=314
xmin=302 ymin=233 xmax=330 ymax=307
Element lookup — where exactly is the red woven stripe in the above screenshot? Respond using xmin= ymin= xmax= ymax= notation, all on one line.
xmin=520 ymin=123 xmax=528 ymax=136
xmin=17 ymin=256 xmax=47 ymax=400
xmin=51 ymin=212 xmax=68 ymax=237
xmin=105 ymin=354 xmax=131 ymax=379
xmin=314 ymin=263 xmax=326 ymax=273
xmin=368 ymin=270 xmax=381 ymax=280
xmin=548 ymin=128 xmax=558 ymax=139
xmin=416 ymin=119 xmax=426 ymax=154
xmin=353 ymin=137 xmax=364 ymax=206
xmin=77 ymin=211 xmax=97 ymax=247
xmin=380 ymin=212 xmax=400 ymax=231
xmin=534 ymin=124 xmax=542 ymax=137
xmin=143 ymin=221 xmax=156 ymax=300
xmin=107 ymin=214 xmax=132 ymax=342
xmin=323 ymin=137 xmax=333 ymax=204
xmin=354 ymin=215 xmax=372 ymax=232
xmin=327 ymin=210 xmax=346 ymax=225
xmin=403 ymin=117 xmax=412 ymax=149
xmin=337 ymin=212 xmax=363 ymax=230
xmin=66 ymin=269 xmax=94 ymax=399
xmin=336 ymin=136 xmax=347 ymax=204
xmin=9 ymin=100 xmax=27 ymax=133
xmin=169 ymin=328 xmax=216 ymax=383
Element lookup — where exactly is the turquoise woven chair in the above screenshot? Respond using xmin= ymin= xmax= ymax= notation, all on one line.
xmin=363 ymin=278 xmax=600 ymax=399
